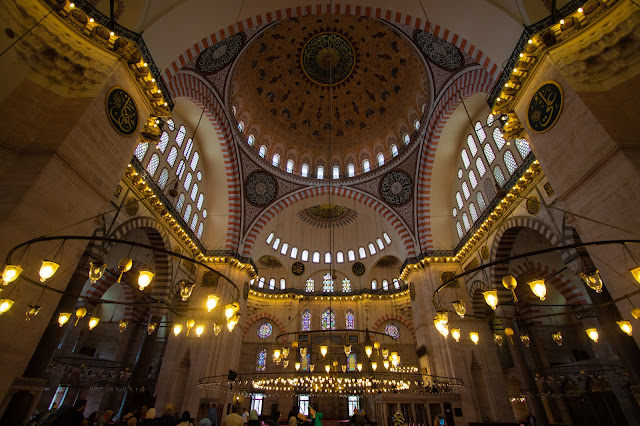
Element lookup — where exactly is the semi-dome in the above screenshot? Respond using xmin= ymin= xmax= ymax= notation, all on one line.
xmin=229 ymin=14 xmax=430 ymax=178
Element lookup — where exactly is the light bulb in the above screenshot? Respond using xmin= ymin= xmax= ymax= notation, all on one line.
xmin=552 ymin=331 xmax=563 ymax=346
xmin=119 ymin=320 xmax=128 ymax=333
xmin=274 ymin=349 xmax=282 ymax=359
xmin=227 ymin=314 xmax=239 ymax=332
xmin=58 ymin=312 xmax=71 ymax=327
xmin=493 ymin=333 xmax=504 ymax=346
xmin=300 ymin=347 xmax=307 ymax=356
xmin=195 ymin=325 xmax=204 ymax=337
xmin=207 ymin=294 xmax=220 ymax=312
xmin=383 ymin=360 xmax=389 ymax=369
xmin=0 ymin=299 xmax=14 ymax=314
xmin=325 ymin=365 xmax=331 ymax=373
xmin=527 ymin=279 xmax=547 ymax=300
xmin=173 ymin=324 xmax=183 ymax=336
xmin=586 ymin=328 xmax=599 ymax=342
xmin=224 ymin=303 xmax=239 ymax=319
xmin=2 ymin=264 xmax=23 ymax=285
xmin=74 ymin=307 xmax=87 ymax=326
xmin=451 ymin=329 xmax=461 ymax=342
xmin=88 ymin=262 xmax=106 ymax=284
xmin=617 ymin=321 xmax=632 ymax=336
xmin=138 ymin=269 xmax=155 ymax=290
xmin=365 ymin=346 xmax=373 ymax=357
xmin=116 ymin=257 xmax=133 ymax=283
xmin=371 ymin=362 xmax=377 ymax=371
xmin=88 ymin=317 xmax=100 ymax=330
xmin=452 ymin=300 xmax=466 ymax=318
xmin=213 ymin=322 xmax=222 ymax=335
xmin=320 ymin=346 xmax=328 ymax=357
xmin=39 ymin=261 xmax=60 ymax=282
xmin=483 ymin=290 xmax=499 ymax=310
xmin=186 ymin=319 xmax=195 ymax=335
xmin=470 ymin=332 xmax=479 ymax=345
xmin=580 ymin=271 xmax=603 ymax=293
xmin=357 ymin=363 xmax=363 ymax=372
xmin=438 ymin=322 xmax=449 ymax=338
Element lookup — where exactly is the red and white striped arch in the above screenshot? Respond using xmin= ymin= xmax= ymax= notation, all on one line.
xmin=163 ymin=4 xmax=499 ymax=82
xmin=373 ymin=312 xmax=415 ymax=339
xmin=241 ymin=186 xmax=418 ymax=258
xmin=243 ymin=312 xmax=287 ymax=341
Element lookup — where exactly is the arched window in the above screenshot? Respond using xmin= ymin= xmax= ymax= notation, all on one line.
xmin=377 ymin=153 xmax=385 ymax=166
xmin=237 ymin=121 xmax=245 ymax=132
xmin=167 ymin=147 xmax=178 ymax=166
xmin=175 ymin=126 xmax=186 ymax=146
xmin=190 ymin=214 xmax=198 ymax=231
xmin=258 ymin=146 xmax=266 ymax=158
xmin=280 ymin=279 xmax=286 ymax=290
xmin=414 ymin=119 xmax=421 ymax=130
xmin=183 ymin=173 xmax=192 ymax=191
xmin=452 ymin=208 xmax=457 ymax=217
xmin=146 ymin=154 xmax=160 ymax=177
xmin=457 ymin=169 xmax=463 ymax=179
xmin=475 ymin=122 xmax=486 ymax=143
xmin=493 ymin=128 xmax=506 ymax=150
xmin=183 ymin=138 xmax=193 ymax=160
xmin=272 ymin=238 xmax=280 ymax=250
xmin=362 ymin=160 xmax=370 ymax=173
xmin=197 ymin=223 xmax=204 ymax=238
xmin=280 ymin=242 xmax=289 ymax=255
xmin=368 ymin=243 xmax=376 ymax=255
xmin=290 ymin=247 xmax=298 ymax=259
xmin=301 ymin=163 xmax=309 ymax=177
xmin=321 ymin=308 xmax=336 ymax=330
xmin=336 ymin=251 xmax=344 ymax=263
xmin=485 ymin=178 xmax=497 ymax=200
xmin=312 ymin=252 xmax=320 ymax=263
xmin=462 ymin=212 xmax=470 ymax=230
xmin=203 ymin=209 xmax=208 ymax=218
xmin=323 ymin=273 xmax=334 ymax=292
xmin=269 ymin=279 xmax=276 ymax=290
xmin=342 ymin=278 xmax=351 ymax=292
xmin=483 ymin=143 xmax=496 ymax=164
xmin=348 ymin=250 xmax=356 ymax=261
xmin=317 ymin=166 xmax=324 ymax=179
xmin=266 ymin=233 xmax=275 ymax=244
xmin=486 ymin=114 xmax=494 ymax=126
xmin=301 ymin=250 xmax=309 ymax=261
xmin=184 ymin=204 xmax=192 ymax=222
xmin=176 ymin=193 xmax=185 ymax=212
xmin=469 ymin=203 xmax=478 ymax=221
xmin=158 ymin=168 xmax=169 ymax=189
xmin=376 ymin=238 xmax=384 ymax=250
xmin=347 ymin=164 xmax=355 ymax=177
xmin=158 ymin=132 xmax=169 ymax=153
xmin=456 ymin=221 xmax=463 ymax=238
xmin=302 ymin=309 xmax=313 ymax=331
xmin=258 ymin=277 xmax=265 ymax=288
xmin=456 ymin=192 xmax=464 ymax=209
xmin=197 ymin=193 xmax=204 ymax=210
xmin=462 ymin=183 xmax=470 ymax=200
xmin=247 ymin=134 xmax=255 ymax=146
xmin=393 ymin=278 xmax=400 ymax=289
xmin=469 ymin=170 xmax=478 ymax=189
xmin=382 ymin=280 xmax=389 ymax=291
xmin=467 ymin=135 xmax=478 ymax=157
xmin=190 ymin=183 xmax=198 ymax=201
xmin=391 ymin=145 xmax=399 ymax=157
xmin=515 ymin=139 xmax=531 ymax=158
xmin=476 ymin=157 xmax=486 ymax=177
xmin=332 ymin=166 xmax=340 ymax=179
xmin=305 ymin=279 xmax=314 ymax=293
xmin=461 ymin=149 xmax=471 ymax=169
xmin=272 ymin=154 xmax=280 ymax=167
xmin=286 ymin=160 xmax=294 ymax=173
xmin=256 ymin=349 xmax=266 ymax=371
xmin=190 ymin=152 xmax=199 ymax=171
xmin=176 ymin=160 xmax=186 ymax=179
xmin=166 ymin=119 xmax=175 ymax=131
xmin=504 ymin=151 xmax=517 ymax=175
xmin=371 ymin=280 xmax=377 ymax=290
xmin=403 ymin=133 xmax=410 ymax=145
xmin=358 ymin=247 xmax=366 ymax=259
xmin=383 ymin=233 xmax=391 ymax=244
xmin=134 ymin=142 xmax=148 ymax=161
xmin=477 ymin=192 xmax=486 ymax=211
xmin=324 ymin=252 xmax=332 ymax=264
xmin=346 ymin=310 xmax=355 ymax=329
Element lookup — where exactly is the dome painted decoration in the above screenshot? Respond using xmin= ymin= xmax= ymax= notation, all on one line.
xmin=414 ymin=30 xmax=463 ymax=71
xmin=297 ymin=204 xmax=358 ymax=228
xmin=197 ymin=32 xmax=246 ymax=74
xmin=245 ymin=172 xmax=277 ymax=206
xmin=380 ymin=171 xmax=412 ymax=205
xmin=301 ymin=32 xmax=357 ymax=86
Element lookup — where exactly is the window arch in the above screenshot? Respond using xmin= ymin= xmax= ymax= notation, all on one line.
xmin=134 ymin=143 xmax=148 ymax=161
xmin=456 ymin=221 xmax=463 ymax=238
xmin=462 ymin=182 xmax=470 ymax=200
xmin=371 ymin=280 xmax=377 ymax=290
xmin=383 ymin=233 xmax=391 ymax=244
xmin=515 ymin=139 xmax=531 ymax=158
xmin=504 ymin=150 xmax=517 ymax=175
xmin=323 ymin=273 xmax=333 ymax=292
xmin=256 ymin=349 xmax=266 ymax=371
xmin=266 ymin=233 xmax=274 ymax=244
xmin=391 ymin=145 xmax=399 ymax=157
xmin=305 ymin=279 xmax=314 ymax=293
xmin=342 ymin=278 xmax=351 ymax=292
xmin=258 ymin=146 xmax=267 ymax=158
xmin=301 ymin=163 xmax=309 ymax=177
xmin=393 ymin=278 xmax=401 ymax=289
xmin=247 ymin=134 xmax=255 ymax=146
xmin=358 ymin=247 xmax=366 ymax=259
xmin=456 ymin=192 xmax=463 ymax=209
xmin=272 ymin=153 xmax=280 ymax=167
xmin=461 ymin=149 xmax=470 ymax=169
xmin=197 ymin=223 xmax=204 ymax=238
xmin=176 ymin=194 xmax=186 ymax=212
xmin=317 ymin=166 xmax=324 ymax=179
xmin=477 ymin=192 xmax=486 ymax=211
xmin=382 ymin=280 xmax=389 ymax=291
xmin=469 ymin=203 xmax=478 ymax=221
xmin=167 ymin=147 xmax=178 ymax=167
xmin=301 ymin=250 xmax=309 ymax=261
xmin=166 ymin=119 xmax=175 ymax=131
xmin=346 ymin=310 xmax=355 ymax=329
xmin=184 ymin=138 xmax=193 ymax=159
xmin=183 ymin=173 xmax=192 ymax=191
xmin=272 ymin=238 xmax=280 ymax=250
xmin=302 ymin=309 xmax=311 ymax=331
xmin=362 ymin=160 xmax=370 ymax=173
xmin=290 ymin=247 xmax=298 ymax=259
xmin=158 ymin=168 xmax=169 ymax=189
xmin=486 ymin=114 xmax=494 ymax=126
xmin=158 ymin=132 xmax=169 ymax=153
xmin=493 ymin=128 xmax=506 ymax=150
xmin=269 ymin=279 xmax=276 ymax=290
xmin=197 ymin=193 xmax=204 ymax=210
xmin=280 ymin=278 xmax=286 ymax=290
xmin=190 ymin=183 xmax=198 ymax=201
xmin=469 ymin=170 xmax=478 ymax=189
xmin=286 ymin=160 xmax=294 ymax=173
xmin=146 ymin=154 xmax=160 ymax=177
xmin=324 ymin=252 xmax=332 ymax=264
xmin=403 ymin=133 xmax=410 ymax=145
xmin=348 ymin=250 xmax=356 ymax=262
xmin=190 ymin=152 xmax=199 ymax=171
xmin=348 ymin=164 xmax=355 ymax=177
xmin=376 ymin=238 xmax=384 ymax=250
xmin=332 ymin=166 xmax=340 ymax=179
xmin=462 ymin=212 xmax=470 ymax=231
xmin=312 ymin=252 xmax=320 ymax=263
xmin=377 ymin=153 xmax=385 ymax=166
xmin=476 ymin=157 xmax=486 ymax=177
xmin=321 ymin=308 xmax=336 ymax=330
xmin=467 ymin=135 xmax=478 ymax=157
xmin=280 ymin=243 xmax=289 ymax=255
xmin=475 ymin=121 xmax=486 ymax=143
xmin=175 ymin=126 xmax=186 ymax=146
xmin=237 ymin=121 xmax=245 ymax=132
xmin=368 ymin=243 xmax=376 ymax=255
xmin=483 ymin=143 xmax=496 ymax=164
xmin=176 ymin=160 xmax=186 ymax=179
xmin=336 ymin=251 xmax=344 ymax=263
xmin=184 ymin=204 xmax=192 ymax=222
xmin=191 ymin=213 xmax=198 ymax=231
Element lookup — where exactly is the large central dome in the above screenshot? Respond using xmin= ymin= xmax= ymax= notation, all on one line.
xmin=230 ymin=15 xmax=430 ymax=177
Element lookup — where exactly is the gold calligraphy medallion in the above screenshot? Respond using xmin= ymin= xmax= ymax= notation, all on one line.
xmin=527 ymin=81 xmax=563 ymax=133
xmin=106 ymin=87 xmax=139 ymax=135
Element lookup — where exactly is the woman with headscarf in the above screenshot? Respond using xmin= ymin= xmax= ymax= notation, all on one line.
xmin=248 ymin=410 xmax=259 ymax=426
xmin=207 ymin=408 xmax=218 ymax=426
xmin=199 ymin=419 xmax=212 ymax=426
xmin=141 ymin=409 xmax=159 ymax=426
xmin=177 ymin=411 xmax=193 ymax=426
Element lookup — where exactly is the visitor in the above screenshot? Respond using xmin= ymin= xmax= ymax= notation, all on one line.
xmin=141 ymin=408 xmax=159 ymax=426
xmin=160 ymin=404 xmax=176 ymax=426
xmin=52 ymin=399 xmax=87 ymax=426
xmin=177 ymin=411 xmax=193 ymax=426
xmin=97 ymin=410 xmax=114 ymax=426
xmin=200 ymin=419 xmax=212 ymax=426
xmin=268 ymin=410 xmax=279 ymax=426
xmin=139 ymin=405 xmax=149 ymax=423
xmin=207 ymin=407 xmax=218 ymax=426
xmin=248 ymin=410 xmax=259 ymax=426
xmin=241 ymin=408 xmax=249 ymax=425
xmin=221 ymin=405 xmax=244 ymax=426
xmin=287 ymin=411 xmax=297 ymax=426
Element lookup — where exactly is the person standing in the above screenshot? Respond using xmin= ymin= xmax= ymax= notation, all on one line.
xmin=248 ymin=410 xmax=259 ymax=426
xmin=221 ymin=406 xmax=244 ymax=426
xmin=207 ymin=407 xmax=218 ymax=426
xmin=241 ymin=409 xmax=249 ymax=426
xmin=159 ymin=405 xmax=176 ymax=426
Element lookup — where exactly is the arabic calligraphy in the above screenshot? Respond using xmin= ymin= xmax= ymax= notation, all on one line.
xmin=107 ymin=88 xmax=139 ymax=135
xmin=527 ymin=82 xmax=563 ymax=132
xmin=301 ymin=32 xmax=356 ymax=86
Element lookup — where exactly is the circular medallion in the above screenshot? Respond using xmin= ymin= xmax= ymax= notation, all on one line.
xmin=301 ymin=32 xmax=356 ymax=86
xmin=527 ymin=81 xmax=563 ymax=133
xmin=380 ymin=171 xmax=412 ymax=205
xmin=124 ymin=197 xmax=138 ymax=216
xmin=385 ymin=323 xmax=400 ymax=339
xmin=202 ymin=271 xmax=220 ymax=289
xmin=106 ymin=87 xmax=138 ymax=135
xmin=526 ymin=196 xmax=541 ymax=215
xmin=415 ymin=31 xmax=463 ymax=71
xmin=257 ymin=321 xmax=272 ymax=338
xmin=292 ymin=262 xmax=305 ymax=276
xmin=197 ymin=33 xmax=245 ymax=74
xmin=440 ymin=271 xmax=459 ymax=288
xmin=243 ymin=281 xmax=249 ymax=300
xmin=245 ymin=172 xmax=277 ymax=205
xmin=352 ymin=262 xmax=365 ymax=276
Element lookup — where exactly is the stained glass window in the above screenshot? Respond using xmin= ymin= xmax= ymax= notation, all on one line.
xmin=272 ymin=154 xmax=280 ymax=167
xmin=346 ymin=310 xmax=355 ymax=329
xmin=363 ymin=160 xmax=370 ymax=173
xmin=158 ymin=168 xmax=169 ymax=189
xmin=134 ymin=142 xmax=148 ymax=161
xmin=176 ymin=194 xmax=185 ymax=212
xmin=493 ymin=128 xmax=506 ymax=150
xmin=301 ymin=352 xmax=310 ymax=371
xmin=306 ymin=279 xmax=314 ymax=293
xmin=403 ymin=133 xmax=410 ymax=145
xmin=146 ymin=154 xmax=159 ymax=180
xmin=467 ymin=135 xmax=478 ymax=157
xmin=484 ymin=144 xmax=496 ymax=164
xmin=247 ymin=134 xmax=255 ymax=146
xmin=184 ymin=138 xmax=193 ymax=160
xmin=504 ymin=151 xmax=517 ymax=175
xmin=317 ymin=166 xmax=324 ymax=179
xmin=461 ymin=149 xmax=470 ymax=169
xmin=323 ymin=274 xmax=334 ymax=292
xmin=301 ymin=164 xmax=309 ymax=177
xmin=377 ymin=153 xmax=385 ymax=166
xmin=167 ymin=147 xmax=178 ymax=166
xmin=385 ymin=323 xmax=400 ymax=339
xmin=469 ymin=170 xmax=478 ymax=189
xmin=190 ymin=152 xmax=199 ymax=171
xmin=175 ymin=126 xmax=186 ymax=146
xmin=515 ymin=139 xmax=531 ymax=158
xmin=332 ymin=166 xmax=339 ymax=179
xmin=302 ymin=309 xmax=311 ymax=331
xmin=158 ymin=132 xmax=169 ymax=153
xmin=477 ymin=192 xmax=486 ymax=211
xmin=456 ymin=222 xmax=463 ymax=238
xmin=342 ymin=278 xmax=351 ymax=292
xmin=256 ymin=349 xmax=266 ymax=371
xmin=258 ymin=322 xmax=272 ymax=338
xmin=475 ymin=122 xmax=486 ymax=143
xmin=347 ymin=353 xmax=356 ymax=371
xmin=287 ymin=160 xmax=294 ymax=173
xmin=348 ymin=164 xmax=355 ymax=177
xmin=321 ymin=308 xmax=335 ymax=330
xmin=259 ymin=146 xmax=266 ymax=158
xmin=476 ymin=157 xmax=486 ymax=177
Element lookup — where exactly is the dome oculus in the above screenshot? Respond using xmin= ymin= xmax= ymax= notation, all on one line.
xmin=301 ymin=32 xmax=356 ymax=86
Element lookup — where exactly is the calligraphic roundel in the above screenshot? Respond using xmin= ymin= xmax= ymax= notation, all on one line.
xmin=527 ymin=81 xmax=563 ymax=133
xmin=106 ymin=87 xmax=139 ymax=136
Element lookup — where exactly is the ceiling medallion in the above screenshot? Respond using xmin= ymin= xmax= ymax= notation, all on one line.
xmin=197 ymin=32 xmax=246 ymax=74
xmin=297 ymin=204 xmax=358 ymax=228
xmin=380 ymin=171 xmax=412 ymax=205
xmin=414 ymin=30 xmax=463 ymax=71
xmin=352 ymin=262 xmax=365 ymax=276
xmin=245 ymin=172 xmax=277 ymax=206
xmin=300 ymin=31 xmax=356 ymax=86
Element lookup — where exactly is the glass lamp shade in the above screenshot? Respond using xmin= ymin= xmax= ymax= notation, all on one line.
xmin=552 ymin=331 xmax=563 ymax=346
xmin=469 ymin=332 xmax=479 ymax=345
xmin=58 ymin=312 xmax=71 ymax=327
xmin=138 ymin=269 xmax=155 ymax=290
xmin=586 ymin=328 xmax=599 ymax=342
xmin=295 ymin=362 xmax=301 ymax=371
xmin=147 ymin=322 xmax=158 ymax=335
xmin=119 ymin=320 xmax=128 ymax=333
xmin=383 ymin=360 xmax=390 ymax=369
xmin=186 ymin=319 xmax=196 ymax=335
xmin=371 ymin=362 xmax=377 ymax=371
xmin=483 ymin=290 xmax=499 ymax=310
xmin=632 ymin=308 xmax=640 ymax=320
xmin=342 ymin=365 xmax=347 ymax=373
xmin=178 ymin=280 xmax=196 ymax=301
xmin=436 ymin=322 xmax=449 ymax=338
xmin=300 ymin=347 xmax=307 ymax=356
xmin=630 ymin=267 xmax=640 ymax=284
xmin=0 ymin=299 xmax=14 ymax=314
xmin=452 ymin=300 xmax=466 ymax=318
xmin=116 ymin=257 xmax=133 ymax=283
xmin=382 ymin=349 xmax=389 ymax=359
xmin=88 ymin=317 xmax=100 ymax=330
xmin=283 ymin=360 xmax=289 ymax=368
xmin=224 ymin=303 xmax=239 ymax=319
xmin=282 ymin=347 xmax=290 ymax=358
xmin=435 ymin=311 xmax=449 ymax=325
xmin=494 ymin=334 xmax=504 ymax=346
xmin=451 ymin=329 xmax=461 ymax=342
xmin=325 ymin=365 xmax=331 ymax=373
xmin=320 ymin=346 xmax=328 ymax=357
xmin=373 ymin=342 xmax=381 ymax=350
xmin=504 ymin=327 xmax=514 ymax=336
xmin=273 ymin=349 xmax=282 ymax=359
xmin=39 ymin=260 xmax=60 ymax=282
xmin=74 ymin=307 xmax=87 ymax=326
xmin=274 ymin=356 xmax=281 ymax=365
xmin=580 ymin=271 xmax=603 ymax=293
xmin=617 ymin=321 xmax=632 ymax=336
xmin=291 ymin=341 xmax=298 ymax=348
xmin=365 ymin=346 xmax=373 ymax=357
xmin=173 ymin=324 xmax=183 ymax=336
xmin=213 ymin=322 xmax=222 ymax=336
xmin=195 ymin=325 xmax=205 ymax=337
xmin=527 ymin=279 xmax=547 ymax=300
xmin=88 ymin=262 xmax=107 ymax=284
xmin=227 ymin=314 xmax=240 ymax=332
xmin=206 ymin=294 xmax=220 ymax=312
xmin=502 ymin=275 xmax=518 ymax=290
xmin=357 ymin=363 xmax=363 ymax=372
xmin=519 ymin=334 xmax=530 ymax=347
xmin=25 ymin=305 xmax=41 ymax=320
xmin=344 ymin=345 xmax=351 ymax=356
xmin=1 ymin=264 xmax=23 ymax=285
xmin=310 ymin=364 xmax=315 ymax=372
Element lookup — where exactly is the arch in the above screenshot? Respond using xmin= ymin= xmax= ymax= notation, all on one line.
xmin=241 ymin=186 xmax=417 ymax=257
xmin=372 ymin=312 xmax=415 ymax=338
xmin=163 ymin=5 xmax=499 ymax=82
xmin=242 ymin=312 xmax=287 ymax=340
xmin=168 ymin=73 xmax=241 ymax=251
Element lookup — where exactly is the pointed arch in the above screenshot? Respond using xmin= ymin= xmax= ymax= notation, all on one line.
xmin=242 ymin=312 xmax=287 ymax=341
